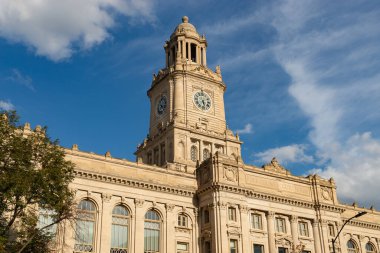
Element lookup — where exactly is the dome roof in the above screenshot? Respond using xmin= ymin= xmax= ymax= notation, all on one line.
xmin=171 ymin=16 xmax=200 ymax=38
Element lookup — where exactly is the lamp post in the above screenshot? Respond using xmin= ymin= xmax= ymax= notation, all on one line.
xmin=332 ymin=211 xmax=367 ymax=253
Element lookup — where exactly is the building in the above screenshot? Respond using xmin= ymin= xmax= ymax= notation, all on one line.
xmin=54 ymin=17 xmax=380 ymax=253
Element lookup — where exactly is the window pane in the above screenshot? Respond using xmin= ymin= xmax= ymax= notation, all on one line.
xmin=254 ymin=244 xmax=264 ymax=253
xmin=177 ymin=242 xmax=188 ymax=251
xmin=75 ymin=200 xmax=96 ymax=252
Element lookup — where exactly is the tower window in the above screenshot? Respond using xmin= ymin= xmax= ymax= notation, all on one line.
xmin=160 ymin=143 xmax=165 ymax=166
xmin=191 ymin=43 xmax=197 ymax=62
xmin=190 ymin=146 xmax=198 ymax=162
xmin=204 ymin=209 xmax=210 ymax=224
xmin=203 ymin=148 xmax=210 ymax=161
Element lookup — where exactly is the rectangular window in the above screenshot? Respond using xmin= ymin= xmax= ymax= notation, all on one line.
xmin=177 ymin=242 xmax=189 ymax=253
xmin=228 ymin=207 xmax=237 ymax=221
xmin=251 ymin=213 xmax=262 ymax=229
xmin=328 ymin=224 xmax=335 ymax=237
xmin=298 ymin=222 xmax=309 ymax=237
xmin=204 ymin=210 xmax=210 ymax=224
xmin=253 ymin=244 xmax=264 ymax=253
xmin=230 ymin=239 xmax=238 ymax=253
xmin=160 ymin=143 xmax=165 ymax=166
xmin=205 ymin=241 xmax=211 ymax=253
xmin=276 ymin=218 xmax=286 ymax=233
xmin=278 ymin=247 xmax=288 ymax=253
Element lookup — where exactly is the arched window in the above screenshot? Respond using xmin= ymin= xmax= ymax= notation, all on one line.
xmin=203 ymin=149 xmax=210 ymax=161
xmin=144 ymin=210 xmax=161 ymax=253
xmin=111 ymin=205 xmax=129 ymax=253
xmin=75 ymin=199 xmax=96 ymax=252
xmin=366 ymin=243 xmax=376 ymax=253
xmin=190 ymin=146 xmax=198 ymax=162
xmin=347 ymin=240 xmax=358 ymax=253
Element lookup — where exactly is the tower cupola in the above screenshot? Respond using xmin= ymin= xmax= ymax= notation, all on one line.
xmin=164 ymin=16 xmax=207 ymax=67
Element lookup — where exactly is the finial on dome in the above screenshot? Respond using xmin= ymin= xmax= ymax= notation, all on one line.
xmin=182 ymin=16 xmax=189 ymax=23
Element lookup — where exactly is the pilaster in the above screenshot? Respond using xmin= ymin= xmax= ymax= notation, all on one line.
xmin=240 ymin=205 xmax=250 ymax=253
xmin=267 ymin=211 xmax=276 ymax=253
xmin=134 ymin=198 xmax=145 ymax=253
xmin=312 ymin=220 xmax=322 ymax=253
xmin=99 ymin=193 xmax=112 ymax=252
xmin=290 ymin=215 xmax=299 ymax=247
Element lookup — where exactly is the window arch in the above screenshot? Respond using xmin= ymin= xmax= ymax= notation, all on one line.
xmin=203 ymin=148 xmax=210 ymax=161
xmin=347 ymin=240 xmax=358 ymax=253
xmin=190 ymin=146 xmax=198 ymax=162
xmin=111 ymin=205 xmax=130 ymax=253
xmin=144 ymin=210 xmax=161 ymax=253
xmin=75 ymin=199 xmax=96 ymax=252
xmin=366 ymin=243 xmax=376 ymax=253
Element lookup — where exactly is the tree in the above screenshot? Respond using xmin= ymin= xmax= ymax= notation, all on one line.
xmin=0 ymin=111 xmax=75 ymax=253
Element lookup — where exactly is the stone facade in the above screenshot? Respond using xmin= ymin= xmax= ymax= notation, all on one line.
xmin=54 ymin=17 xmax=380 ymax=253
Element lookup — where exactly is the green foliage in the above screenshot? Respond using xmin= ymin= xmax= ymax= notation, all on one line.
xmin=0 ymin=111 xmax=75 ymax=253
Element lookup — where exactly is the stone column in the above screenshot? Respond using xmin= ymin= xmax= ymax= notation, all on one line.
xmin=166 ymin=204 xmax=176 ymax=253
xmin=312 ymin=220 xmax=322 ymax=253
xmin=218 ymin=201 xmax=228 ymax=253
xmin=199 ymin=140 xmax=203 ymax=162
xmin=290 ymin=215 xmax=299 ymax=249
xmin=173 ymin=76 xmax=184 ymax=120
xmin=188 ymin=43 xmax=191 ymax=61
xmin=203 ymin=47 xmax=207 ymax=66
xmin=134 ymin=199 xmax=145 ymax=253
xmin=99 ymin=194 xmax=112 ymax=252
xmin=240 ymin=205 xmax=250 ymax=253
xmin=321 ymin=220 xmax=330 ymax=253
xmin=267 ymin=211 xmax=276 ymax=253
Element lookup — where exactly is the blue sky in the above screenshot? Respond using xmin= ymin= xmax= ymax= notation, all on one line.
xmin=1 ymin=0 xmax=380 ymax=208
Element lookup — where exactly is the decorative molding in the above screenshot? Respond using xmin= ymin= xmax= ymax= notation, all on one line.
xmin=102 ymin=193 xmax=112 ymax=203
xmin=218 ymin=201 xmax=227 ymax=210
xmin=166 ymin=203 xmax=175 ymax=212
xmin=240 ymin=205 xmax=249 ymax=214
xmin=290 ymin=215 xmax=298 ymax=223
xmin=224 ymin=166 xmax=238 ymax=182
xmin=197 ymin=183 xmax=346 ymax=213
xmin=175 ymin=226 xmax=191 ymax=233
xmin=267 ymin=211 xmax=275 ymax=219
xmin=135 ymin=198 xmax=144 ymax=207
xmin=74 ymin=170 xmax=195 ymax=198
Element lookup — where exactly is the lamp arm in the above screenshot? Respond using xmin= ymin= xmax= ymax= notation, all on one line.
xmin=333 ymin=217 xmax=355 ymax=243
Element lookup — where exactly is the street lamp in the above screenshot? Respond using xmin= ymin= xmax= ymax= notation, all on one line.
xmin=332 ymin=211 xmax=367 ymax=253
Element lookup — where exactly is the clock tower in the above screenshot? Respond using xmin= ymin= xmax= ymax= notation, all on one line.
xmin=135 ymin=16 xmax=242 ymax=173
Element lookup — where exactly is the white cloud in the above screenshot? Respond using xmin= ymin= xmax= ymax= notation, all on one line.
xmin=255 ymin=144 xmax=314 ymax=165
xmin=205 ymin=1 xmax=380 ymax=207
xmin=0 ymin=100 xmax=15 ymax=110
xmin=0 ymin=0 xmax=155 ymax=61
xmin=236 ymin=123 xmax=253 ymax=135
xmin=7 ymin=68 xmax=34 ymax=91
xmin=269 ymin=0 xmax=380 ymax=207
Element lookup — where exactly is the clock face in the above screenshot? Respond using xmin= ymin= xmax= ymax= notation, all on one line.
xmin=157 ymin=96 xmax=167 ymax=115
xmin=194 ymin=91 xmax=212 ymax=111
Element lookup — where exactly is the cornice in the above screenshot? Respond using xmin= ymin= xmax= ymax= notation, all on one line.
xmin=343 ymin=219 xmax=380 ymax=230
xmin=74 ymin=169 xmax=196 ymax=197
xmin=197 ymin=183 xmax=345 ymax=213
